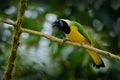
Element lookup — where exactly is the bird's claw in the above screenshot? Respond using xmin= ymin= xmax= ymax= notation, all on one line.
xmin=62 ymin=39 xmax=70 ymax=44
xmin=80 ymin=42 xmax=84 ymax=46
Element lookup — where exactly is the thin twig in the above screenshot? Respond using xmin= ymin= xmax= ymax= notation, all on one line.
xmin=21 ymin=28 xmax=120 ymax=61
xmin=2 ymin=0 xmax=26 ymax=80
xmin=0 ymin=18 xmax=16 ymax=27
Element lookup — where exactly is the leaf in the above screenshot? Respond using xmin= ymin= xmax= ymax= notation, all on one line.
xmin=22 ymin=18 xmax=42 ymax=31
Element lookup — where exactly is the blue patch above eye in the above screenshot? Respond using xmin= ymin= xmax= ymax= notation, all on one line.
xmin=53 ymin=19 xmax=70 ymax=34
xmin=54 ymin=20 xmax=64 ymax=28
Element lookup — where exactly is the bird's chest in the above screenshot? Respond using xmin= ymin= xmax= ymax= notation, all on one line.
xmin=65 ymin=26 xmax=87 ymax=43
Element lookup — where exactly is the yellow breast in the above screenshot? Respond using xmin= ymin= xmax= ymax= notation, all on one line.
xmin=65 ymin=26 xmax=89 ymax=44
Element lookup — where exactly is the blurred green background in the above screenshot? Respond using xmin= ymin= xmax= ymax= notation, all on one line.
xmin=0 ymin=0 xmax=120 ymax=80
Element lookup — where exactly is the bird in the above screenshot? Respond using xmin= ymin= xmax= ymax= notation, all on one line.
xmin=53 ymin=19 xmax=105 ymax=68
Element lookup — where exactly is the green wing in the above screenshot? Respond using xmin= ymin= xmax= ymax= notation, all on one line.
xmin=71 ymin=21 xmax=91 ymax=43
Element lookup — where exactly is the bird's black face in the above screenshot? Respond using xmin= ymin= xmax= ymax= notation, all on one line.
xmin=53 ymin=20 xmax=70 ymax=34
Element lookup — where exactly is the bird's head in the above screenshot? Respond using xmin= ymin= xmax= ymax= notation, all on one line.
xmin=53 ymin=19 xmax=70 ymax=34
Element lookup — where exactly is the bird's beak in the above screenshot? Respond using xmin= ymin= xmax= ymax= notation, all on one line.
xmin=52 ymin=21 xmax=57 ymax=27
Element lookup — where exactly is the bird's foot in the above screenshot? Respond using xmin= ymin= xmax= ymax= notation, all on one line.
xmin=62 ymin=39 xmax=70 ymax=44
xmin=80 ymin=42 xmax=84 ymax=47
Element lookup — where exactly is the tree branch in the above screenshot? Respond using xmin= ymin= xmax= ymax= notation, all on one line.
xmin=21 ymin=28 xmax=120 ymax=61
xmin=0 ymin=18 xmax=16 ymax=27
xmin=2 ymin=0 xmax=26 ymax=80
xmin=0 ymin=18 xmax=120 ymax=62
xmin=0 ymin=17 xmax=120 ymax=61
xmin=0 ymin=4 xmax=120 ymax=79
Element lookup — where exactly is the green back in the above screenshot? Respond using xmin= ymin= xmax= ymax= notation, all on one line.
xmin=70 ymin=21 xmax=91 ymax=43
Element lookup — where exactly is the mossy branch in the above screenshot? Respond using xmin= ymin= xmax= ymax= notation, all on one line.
xmin=2 ymin=0 xmax=26 ymax=80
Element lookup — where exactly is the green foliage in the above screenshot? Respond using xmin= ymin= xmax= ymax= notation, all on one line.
xmin=0 ymin=0 xmax=120 ymax=80
xmin=22 ymin=18 xmax=42 ymax=31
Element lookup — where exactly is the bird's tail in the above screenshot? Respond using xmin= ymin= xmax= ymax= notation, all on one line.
xmin=86 ymin=49 xmax=105 ymax=68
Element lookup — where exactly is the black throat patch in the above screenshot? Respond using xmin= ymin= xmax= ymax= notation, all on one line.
xmin=61 ymin=21 xmax=71 ymax=34
xmin=54 ymin=20 xmax=71 ymax=34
